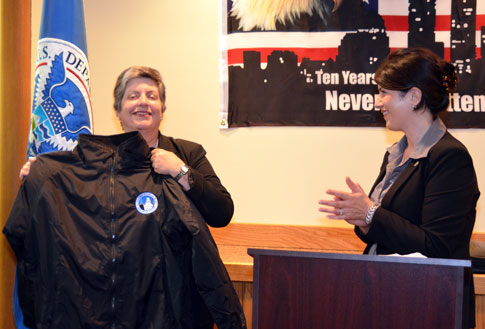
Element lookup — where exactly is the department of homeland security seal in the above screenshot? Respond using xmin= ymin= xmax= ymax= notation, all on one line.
xmin=136 ymin=192 xmax=159 ymax=215
xmin=28 ymin=38 xmax=93 ymax=156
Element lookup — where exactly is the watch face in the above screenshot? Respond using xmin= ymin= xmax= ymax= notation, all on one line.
xmin=175 ymin=164 xmax=189 ymax=181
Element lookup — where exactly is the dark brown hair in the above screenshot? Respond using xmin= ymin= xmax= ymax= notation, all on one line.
xmin=375 ymin=48 xmax=457 ymax=117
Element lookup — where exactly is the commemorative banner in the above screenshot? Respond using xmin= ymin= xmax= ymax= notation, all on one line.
xmin=220 ymin=0 xmax=485 ymax=128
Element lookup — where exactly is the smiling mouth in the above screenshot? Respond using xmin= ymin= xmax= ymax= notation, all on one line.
xmin=133 ymin=110 xmax=151 ymax=116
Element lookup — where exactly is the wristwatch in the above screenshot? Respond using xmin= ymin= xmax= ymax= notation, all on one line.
xmin=174 ymin=164 xmax=189 ymax=181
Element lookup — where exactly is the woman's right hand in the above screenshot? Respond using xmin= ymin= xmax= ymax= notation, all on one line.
xmin=318 ymin=176 xmax=374 ymax=233
xmin=19 ymin=157 xmax=37 ymax=179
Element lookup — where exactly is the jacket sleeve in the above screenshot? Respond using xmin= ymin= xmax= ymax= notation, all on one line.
xmin=3 ymin=183 xmax=31 ymax=258
xmin=161 ymin=179 xmax=247 ymax=329
xmin=3 ymin=180 xmax=38 ymax=326
xmin=179 ymin=141 xmax=234 ymax=227
xmin=364 ymin=145 xmax=479 ymax=258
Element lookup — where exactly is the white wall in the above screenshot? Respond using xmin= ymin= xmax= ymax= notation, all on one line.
xmin=32 ymin=0 xmax=485 ymax=231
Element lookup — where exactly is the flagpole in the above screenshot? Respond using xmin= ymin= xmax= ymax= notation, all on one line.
xmin=14 ymin=1 xmax=92 ymax=327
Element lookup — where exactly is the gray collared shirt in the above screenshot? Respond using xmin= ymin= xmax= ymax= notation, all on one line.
xmin=370 ymin=118 xmax=446 ymax=204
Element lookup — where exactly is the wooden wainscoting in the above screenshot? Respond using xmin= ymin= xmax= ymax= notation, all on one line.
xmin=210 ymin=223 xmax=485 ymax=329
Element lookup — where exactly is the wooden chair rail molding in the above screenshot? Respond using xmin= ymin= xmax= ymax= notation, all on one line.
xmin=209 ymin=223 xmax=485 ymax=291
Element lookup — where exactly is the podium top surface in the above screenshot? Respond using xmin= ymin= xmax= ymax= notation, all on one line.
xmin=247 ymin=248 xmax=472 ymax=268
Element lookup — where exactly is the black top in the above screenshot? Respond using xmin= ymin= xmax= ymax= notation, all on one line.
xmin=157 ymin=133 xmax=234 ymax=227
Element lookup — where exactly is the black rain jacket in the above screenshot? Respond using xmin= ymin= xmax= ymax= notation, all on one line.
xmin=3 ymin=132 xmax=246 ymax=329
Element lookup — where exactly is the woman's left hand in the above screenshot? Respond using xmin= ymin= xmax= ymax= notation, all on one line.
xmin=150 ymin=148 xmax=191 ymax=190
xmin=318 ymin=176 xmax=374 ymax=230
xmin=150 ymin=148 xmax=184 ymax=176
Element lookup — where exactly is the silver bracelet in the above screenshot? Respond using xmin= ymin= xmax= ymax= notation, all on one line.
xmin=365 ymin=204 xmax=379 ymax=225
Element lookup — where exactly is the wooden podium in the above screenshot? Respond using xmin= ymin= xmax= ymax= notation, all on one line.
xmin=249 ymin=249 xmax=473 ymax=329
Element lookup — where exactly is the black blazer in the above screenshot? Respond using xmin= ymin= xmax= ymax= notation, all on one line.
xmin=355 ymin=131 xmax=479 ymax=259
xmin=158 ymin=133 xmax=234 ymax=227
xmin=355 ymin=131 xmax=479 ymax=328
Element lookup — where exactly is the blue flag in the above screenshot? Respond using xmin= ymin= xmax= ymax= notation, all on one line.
xmin=27 ymin=0 xmax=92 ymax=157
xmin=16 ymin=1 xmax=92 ymax=328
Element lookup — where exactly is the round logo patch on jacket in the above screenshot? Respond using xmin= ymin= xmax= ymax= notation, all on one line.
xmin=136 ymin=192 xmax=158 ymax=214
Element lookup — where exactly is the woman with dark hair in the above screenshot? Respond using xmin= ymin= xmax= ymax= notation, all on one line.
xmin=318 ymin=48 xmax=479 ymax=328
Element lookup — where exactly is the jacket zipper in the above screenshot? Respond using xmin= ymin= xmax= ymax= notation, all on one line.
xmin=110 ymin=153 xmax=117 ymax=328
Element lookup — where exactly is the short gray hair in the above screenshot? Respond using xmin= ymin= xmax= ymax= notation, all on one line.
xmin=113 ymin=66 xmax=166 ymax=112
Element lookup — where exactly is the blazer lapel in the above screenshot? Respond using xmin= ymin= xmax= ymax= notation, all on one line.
xmin=381 ymin=159 xmax=421 ymax=207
